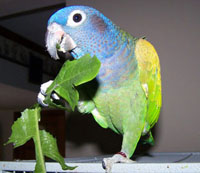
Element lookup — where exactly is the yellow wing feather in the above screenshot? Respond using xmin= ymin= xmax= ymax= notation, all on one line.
xmin=135 ymin=39 xmax=162 ymax=130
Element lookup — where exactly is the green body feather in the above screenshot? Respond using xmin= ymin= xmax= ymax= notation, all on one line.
xmin=78 ymin=37 xmax=161 ymax=158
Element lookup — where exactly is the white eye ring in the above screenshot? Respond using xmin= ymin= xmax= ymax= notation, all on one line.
xmin=67 ymin=10 xmax=86 ymax=27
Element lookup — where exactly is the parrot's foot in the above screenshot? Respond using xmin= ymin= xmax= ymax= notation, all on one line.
xmin=37 ymin=80 xmax=60 ymax=106
xmin=77 ymin=101 xmax=95 ymax=114
xmin=102 ymin=152 xmax=134 ymax=173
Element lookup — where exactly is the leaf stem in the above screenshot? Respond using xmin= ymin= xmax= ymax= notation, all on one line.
xmin=33 ymin=108 xmax=46 ymax=173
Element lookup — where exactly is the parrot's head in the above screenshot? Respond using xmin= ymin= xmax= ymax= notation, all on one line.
xmin=46 ymin=5 xmax=122 ymax=60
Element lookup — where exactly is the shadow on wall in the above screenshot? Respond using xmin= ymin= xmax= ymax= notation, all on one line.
xmin=66 ymin=111 xmax=122 ymax=155
xmin=65 ymin=110 xmax=161 ymax=157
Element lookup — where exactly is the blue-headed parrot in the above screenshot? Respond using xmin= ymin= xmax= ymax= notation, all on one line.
xmin=38 ymin=5 xmax=162 ymax=172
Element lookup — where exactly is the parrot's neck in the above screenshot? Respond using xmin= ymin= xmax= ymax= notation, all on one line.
xmin=97 ymin=31 xmax=139 ymax=91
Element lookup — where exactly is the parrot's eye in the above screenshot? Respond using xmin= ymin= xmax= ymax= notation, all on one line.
xmin=67 ymin=10 xmax=86 ymax=27
xmin=73 ymin=13 xmax=82 ymax=23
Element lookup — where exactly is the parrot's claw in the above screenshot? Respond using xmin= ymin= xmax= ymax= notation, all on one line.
xmin=102 ymin=153 xmax=134 ymax=173
xmin=37 ymin=80 xmax=60 ymax=107
xmin=37 ymin=92 xmax=49 ymax=107
xmin=77 ymin=101 xmax=87 ymax=113
xmin=77 ymin=101 xmax=95 ymax=114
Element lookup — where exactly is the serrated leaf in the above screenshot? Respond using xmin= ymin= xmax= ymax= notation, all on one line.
xmin=6 ymin=54 xmax=100 ymax=172
xmin=6 ymin=106 xmax=46 ymax=172
xmin=45 ymin=54 xmax=101 ymax=110
xmin=40 ymin=130 xmax=77 ymax=170
xmin=6 ymin=105 xmax=75 ymax=172
xmin=5 ymin=106 xmax=41 ymax=148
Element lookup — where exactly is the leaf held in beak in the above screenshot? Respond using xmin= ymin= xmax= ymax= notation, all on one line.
xmin=46 ymin=23 xmax=76 ymax=60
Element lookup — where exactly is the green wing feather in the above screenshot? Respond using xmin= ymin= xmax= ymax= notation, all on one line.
xmin=135 ymin=39 xmax=162 ymax=131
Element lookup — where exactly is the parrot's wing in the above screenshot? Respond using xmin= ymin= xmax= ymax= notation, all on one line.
xmin=135 ymin=39 xmax=162 ymax=130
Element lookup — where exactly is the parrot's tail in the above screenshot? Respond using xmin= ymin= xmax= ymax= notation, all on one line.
xmin=141 ymin=131 xmax=155 ymax=146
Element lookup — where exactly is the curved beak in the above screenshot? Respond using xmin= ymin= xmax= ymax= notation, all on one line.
xmin=45 ymin=23 xmax=77 ymax=60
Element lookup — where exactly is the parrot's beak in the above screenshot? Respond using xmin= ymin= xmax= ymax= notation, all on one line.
xmin=45 ymin=23 xmax=77 ymax=60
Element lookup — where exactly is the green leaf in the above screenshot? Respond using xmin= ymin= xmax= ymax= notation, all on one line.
xmin=6 ymin=106 xmax=46 ymax=172
xmin=5 ymin=106 xmax=41 ymax=148
xmin=45 ymin=54 xmax=101 ymax=110
xmin=5 ymin=54 xmax=101 ymax=172
xmin=40 ymin=130 xmax=77 ymax=170
xmin=6 ymin=105 xmax=76 ymax=172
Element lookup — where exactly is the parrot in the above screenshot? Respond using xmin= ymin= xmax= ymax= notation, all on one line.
xmin=37 ymin=5 xmax=162 ymax=172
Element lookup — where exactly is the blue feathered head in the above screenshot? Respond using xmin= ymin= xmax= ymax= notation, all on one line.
xmin=46 ymin=6 xmax=122 ymax=60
